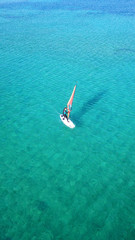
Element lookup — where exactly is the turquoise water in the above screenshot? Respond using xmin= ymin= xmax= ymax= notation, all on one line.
xmin=0 ymin=1 xmax=135 ymax=239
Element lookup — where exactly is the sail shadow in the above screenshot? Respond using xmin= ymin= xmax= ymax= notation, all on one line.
xmin=72 ymin=90 xmax=106 ymax=126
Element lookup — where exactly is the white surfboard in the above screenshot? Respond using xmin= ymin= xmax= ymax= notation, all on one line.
xmin=60 ymin=114 xmax=75 ymax=129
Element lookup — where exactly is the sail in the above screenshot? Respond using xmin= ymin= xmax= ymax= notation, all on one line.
xmin=67 ymin=85 xmax=76 ymax=112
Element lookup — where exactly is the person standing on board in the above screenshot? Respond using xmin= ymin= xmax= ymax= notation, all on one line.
xmin=63 ymin=107 xmax=70 ymax=121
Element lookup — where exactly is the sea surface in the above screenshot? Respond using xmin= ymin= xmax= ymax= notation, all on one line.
xmin=0 ymin=0 xmax=135 ymax=239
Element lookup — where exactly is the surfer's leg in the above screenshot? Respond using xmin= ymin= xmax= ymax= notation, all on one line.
xmin=63 ymin=114 xmax=66 ymax=120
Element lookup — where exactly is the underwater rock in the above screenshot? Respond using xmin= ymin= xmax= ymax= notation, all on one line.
xmin=36 ymin=200 xmax=49 ymax=212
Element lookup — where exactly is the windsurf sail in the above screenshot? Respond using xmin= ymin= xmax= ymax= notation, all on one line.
xmin=67 ymin=85 xmax=76 ymax=116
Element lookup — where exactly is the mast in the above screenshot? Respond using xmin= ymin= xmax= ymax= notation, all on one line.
xmin=67 ymin=85 xmax=76 ymax=113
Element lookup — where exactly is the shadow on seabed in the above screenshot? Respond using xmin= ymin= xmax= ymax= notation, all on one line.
xmin=72 ymin=90 xmax=106 ymax=127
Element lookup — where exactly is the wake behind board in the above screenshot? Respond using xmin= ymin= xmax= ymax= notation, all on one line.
xmin=60 ymin=114 xmax=75 ymax=129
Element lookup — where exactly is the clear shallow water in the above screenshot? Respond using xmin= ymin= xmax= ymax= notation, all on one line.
xmin=0 ymin=1 xmax=135 ymax=240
